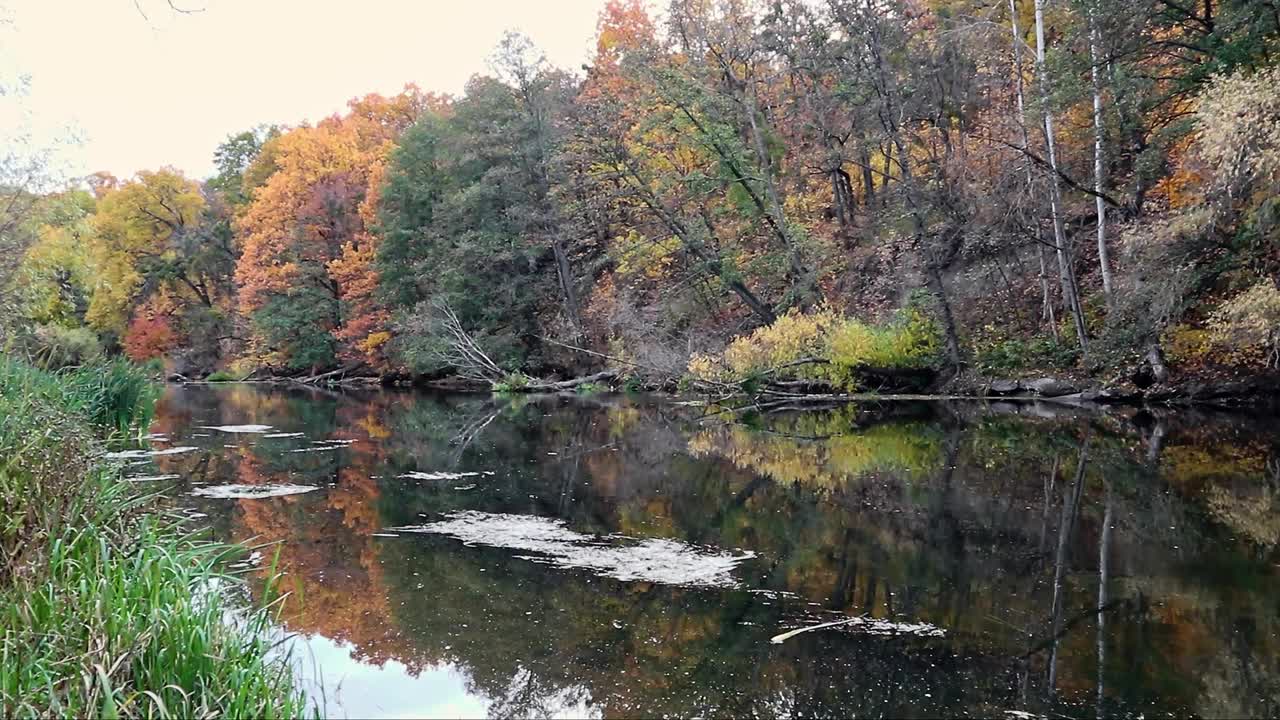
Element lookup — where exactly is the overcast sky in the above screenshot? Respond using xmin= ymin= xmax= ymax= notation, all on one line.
xmin=1 ymin=0 xmax=611 ymax=180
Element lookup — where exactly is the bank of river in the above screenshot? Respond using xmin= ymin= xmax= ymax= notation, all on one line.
xmin=128 ymin=382 xmax=1280 ymax=718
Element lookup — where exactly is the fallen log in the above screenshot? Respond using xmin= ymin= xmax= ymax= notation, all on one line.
xmin=516 ymin=369 xmax=621 ymax=392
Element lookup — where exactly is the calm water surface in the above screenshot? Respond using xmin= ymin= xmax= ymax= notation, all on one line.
xmin=127 ymin=384 xmax=1280 ymax=718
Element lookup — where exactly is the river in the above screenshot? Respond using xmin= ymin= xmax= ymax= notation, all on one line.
xmin=121 ymin=383 xmax=1279 ymax=718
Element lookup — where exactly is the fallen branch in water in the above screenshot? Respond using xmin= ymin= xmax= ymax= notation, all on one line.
xmin=770 ymin=617 xmax=864 ymax=644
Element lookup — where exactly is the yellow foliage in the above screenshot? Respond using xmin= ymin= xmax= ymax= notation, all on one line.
xmin=1206 ymin=281 xmax=1280 ymax=368
xmin=687 ymin=305 xmax=940 ymax=388
xmin=612 ymin=230 xmax=681 ymax=281
xmin=688 ymin=420 xmax=942 ymax=489
xmin=85 ymin=169 xmax=206 ymax=335
xmin=1163 ymin=324 xmax=1213 ymax=366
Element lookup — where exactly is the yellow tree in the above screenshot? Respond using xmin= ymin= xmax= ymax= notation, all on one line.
xmin=86 ymin=168 xmax=206 ymax=336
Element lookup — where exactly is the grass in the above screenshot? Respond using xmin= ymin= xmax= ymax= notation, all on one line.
xmin=0 ymin=358 xmax=309 ymax=718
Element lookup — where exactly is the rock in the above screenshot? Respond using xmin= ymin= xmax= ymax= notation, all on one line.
xmin=1078 ymin=387 xmax=1115 ymax=402
xmin=1024 ymin=377 xmax=1080 ymax=397
xmin=988 ymin=379 xmax=1021 ymax=395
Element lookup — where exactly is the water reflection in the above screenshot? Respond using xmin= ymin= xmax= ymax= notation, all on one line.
xmin=129 ymin=384 xmax=1280 ymax=718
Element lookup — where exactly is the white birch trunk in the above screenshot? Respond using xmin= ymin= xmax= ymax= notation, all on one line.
xmin=1034 ymin=0 xmax=1089 ymax=353
xmin=1089 ymin=2 xmax=1114 ymax=303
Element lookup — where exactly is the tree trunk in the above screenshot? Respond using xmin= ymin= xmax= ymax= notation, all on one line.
xmin=1089 ymin=1 xmax=1115 ymax=304
xmin=1034 ymin=0 xmax=1090 ymax=356
xmin=1048 ymin=437 xmax=1088 ymax=694
xmin=860 ymin=0 xmax=963 ymax=369
xmin=926 ymin=264 xmax=965 ymax=370
xmin=743 ymin=83 xmax=811 ymax=294
xmin=1010 ymin=0 xmax=1057 ymax=336
xmin=551 ymin=238 xmax=582 ymax=339
xmin=859 ymin=139 xmax=876 ymax=207
xmin=625 ymin=163 xmax=777 ymax=325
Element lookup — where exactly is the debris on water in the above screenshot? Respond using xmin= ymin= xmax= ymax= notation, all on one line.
xmin=371 ymin=533 xmax=400 ymax=538
xmin=454 ymin=484 xmax=477 ymax=491
xmin=748 ymin=588 xmax=802 ymax=600
xmin=192 ymin=484 xmax=318 ymax=499
xmin=229 ymin=550 xmax=265 ymax=570
xmin=123 ymin=474 xmax=181 ymax=482
xmin=202 ymin=424 xmax=273 ymax=433
xmin=388 ymin=510 xmax=755 ymax=589
xmin=399 ymin=471 xmax=488 ymax=481
xmin=106 ymin=446 xmax=200 ymax=459
xmin=289 ymin=446 xmax=339 ymax=453
xmin=262 ymin=432 xmax=305 ymax=438
xmin=769 ymin=615 xmax=946 ymax=644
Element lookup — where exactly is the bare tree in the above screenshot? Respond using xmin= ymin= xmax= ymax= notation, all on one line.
xmin=1033 ymin=0 xmax=1090 ymax=353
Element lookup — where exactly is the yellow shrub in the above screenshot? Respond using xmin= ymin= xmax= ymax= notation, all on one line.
xmin=1206 ymin=281 xmax=1280 ymax=368
xmin=1163 ymin=324 xmax=1213 ymax=366
xmin=828 ymin=307 xmax=939 ymax=371
xmin=686 ymin=352 xmax=729 ymax=382
xmin=685 ymin=305 xmax=940 ymax=388
xmin=722 ymin=307 xmax=841 ymax=377
xmin=612 ymin=231 xmax=681 ymax=281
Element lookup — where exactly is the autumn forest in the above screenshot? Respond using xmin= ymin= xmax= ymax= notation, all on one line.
xmin=3 ymin=0 xmax=1280 ymax=394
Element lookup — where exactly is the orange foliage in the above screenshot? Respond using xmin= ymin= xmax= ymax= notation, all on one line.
xmin=235 ymin=87 xmax=431 ymax=369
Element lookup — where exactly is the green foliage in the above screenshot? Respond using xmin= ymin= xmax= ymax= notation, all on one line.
xmin=973 ymin=334 xmax=1080 ymax=373
xmin=827 ymin=306 xmax=940 ymax=373
xmin=28 ymin=324 xmax=103 ymax=369
xmin=0 ymin=360 xmax=306 ymax=717
xmin=254 ymin=287 xmax=339 ymax=371
xmin=574 ymin=381 xmax=608 ymax=395
xmin=208 ymin=125 xmax=280 ymax=207
xmin=493 ymin=373 xmax=533 ymax=393
xmin=204 ymin=369 xmax=243 ymax=382
xmin=0 ymin=357 xmax=156 ymax=436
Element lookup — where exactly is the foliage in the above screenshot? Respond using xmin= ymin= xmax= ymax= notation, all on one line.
xmin=5 ymin=0 xmax=1280 ymax=386
xmin=122 ymin=301 xmax=179 ymax=363
xmin=972 ymin=333 xmax=1080 ymax=373
xmin=235 ymin=88 xmax=429 ymax=371
xmin=689 ymin=305 xmax=940 ymax=389
xmin=28 ymin=324 xmax=103 ymax=369
xmin=1206 ymin=281 xmax=1280 ymax=368
xmin=85 ymin=169 xmax=208 ymax=336
xmin=0 ymin=359 xmax=305 ymax=717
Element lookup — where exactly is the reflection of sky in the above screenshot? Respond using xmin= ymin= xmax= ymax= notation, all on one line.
xmin=291 ymin=634 xmax=486 ymax=720
xmin=289 ymin=633 xmax=600 ymax=720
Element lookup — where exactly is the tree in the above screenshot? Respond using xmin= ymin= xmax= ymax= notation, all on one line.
xmin=86 ymin=168 xmax=207 ymax=336
xmin=234 ymin=88 xmax=428 ymax=371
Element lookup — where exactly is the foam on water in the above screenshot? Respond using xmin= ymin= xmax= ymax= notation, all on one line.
xmin=389 ymin=510 xmax=755 ymax=589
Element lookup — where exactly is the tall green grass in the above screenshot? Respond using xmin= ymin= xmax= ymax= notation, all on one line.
xmin=0 ymin=359 xmax=309 ymax=718
xmin=0 ymin=357 xmax=158 ymax=436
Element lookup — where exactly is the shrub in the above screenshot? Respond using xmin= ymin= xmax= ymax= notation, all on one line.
xmin=30 ymin=324 xmax=102 ymax=369
xmin=1206 ymin=280 xmax=1280 ymax=367
xmin=723 ymin=308 xmax=841 ymax=378
xmin=828 ymin=306 xmax=940 ymax=372
xmin=686 ymin=305 xmax=941 ymax=389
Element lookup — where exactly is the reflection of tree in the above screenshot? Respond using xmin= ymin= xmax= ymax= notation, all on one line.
xmin=688 ymin=416 xmax=943 ymax=489
xmin=146 ymin=386 xmax=1280 ymax=718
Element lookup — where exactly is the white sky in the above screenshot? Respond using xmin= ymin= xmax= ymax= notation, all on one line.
xmin=1 ymin=0 xmax=611 ymax=180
